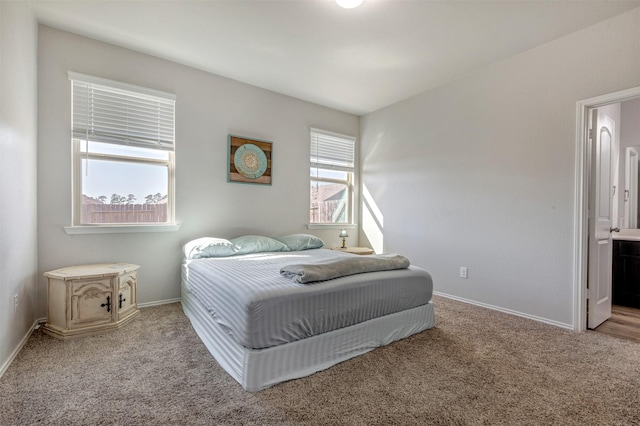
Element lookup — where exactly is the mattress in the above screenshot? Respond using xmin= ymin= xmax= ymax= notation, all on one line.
xmin=182 ymin=249 xmax=433 ymax=350
xmin=181 ymin=278 xmax=435 ymax=392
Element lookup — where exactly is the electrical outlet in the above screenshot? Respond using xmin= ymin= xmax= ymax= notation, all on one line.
xmin=459 ymin=267 xmax=468 ymax=279
xmin=13 ymin=294 xmax=18 ymax=314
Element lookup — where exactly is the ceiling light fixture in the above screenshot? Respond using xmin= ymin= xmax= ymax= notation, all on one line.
xmin=336 ymin=0 xmax=363 ymax=9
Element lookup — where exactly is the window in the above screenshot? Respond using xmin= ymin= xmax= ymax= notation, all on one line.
xmin=310 ymin=128 xmax=355 ymax=224
xmin=69 ymin=72 xmax=176 ymax=226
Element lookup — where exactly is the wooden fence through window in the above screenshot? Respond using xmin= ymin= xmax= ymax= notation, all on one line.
xmin=81 ymin=203 xmax=167 ymax=224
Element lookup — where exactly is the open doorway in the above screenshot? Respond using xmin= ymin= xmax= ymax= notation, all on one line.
xmin=592 ymin=305 xmax=640 ymax=343
xmin=574 ymin=86 xmax=640 ymax=334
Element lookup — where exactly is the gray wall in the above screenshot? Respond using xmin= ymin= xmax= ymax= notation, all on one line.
xmin=37 ymin=26 xmax=359 ymax=316
xmin=3 ymin=4 xmax=638 ymax=376
xmin=618 ymin=98 xmax=640 ymax=224
xmin=359 ymin=8 xmax=640 ymax=328
xmin=621 ymin=99 xmax=640 ymax=152
xmin=0 ymin=2 xmax=38 ymax=373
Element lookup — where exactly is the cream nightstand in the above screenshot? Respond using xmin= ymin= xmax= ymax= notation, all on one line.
xmin=42 ymin=263 xmax=140 ymax=339
xmin=332 ymin=247 xmax=374 ymax=255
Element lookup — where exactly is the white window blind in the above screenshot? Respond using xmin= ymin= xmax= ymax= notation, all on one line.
xmin=310 ymin=128 xmax=355 ymax=171
xmin=69 ymin=72 xmax=176 ymax=151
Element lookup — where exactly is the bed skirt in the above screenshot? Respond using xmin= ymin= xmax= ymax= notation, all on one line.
xmin=181 ymin=280 xmax=435 ymax=392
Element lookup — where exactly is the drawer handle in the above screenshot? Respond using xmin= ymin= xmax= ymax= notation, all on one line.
xmin=119 ymin=293 xmax=126 ymax=309
xmin=101 ymin=296 xmax=111 ymax=313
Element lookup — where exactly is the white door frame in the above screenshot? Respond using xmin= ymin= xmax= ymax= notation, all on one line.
xmin=573 ymin=86 xmax=640 ymax=332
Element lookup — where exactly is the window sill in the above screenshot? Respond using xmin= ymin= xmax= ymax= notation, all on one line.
xmin=306 ymin=224 xmax=357 ymax=230
xmin=64 ymin=224 xmax=181 ymax=235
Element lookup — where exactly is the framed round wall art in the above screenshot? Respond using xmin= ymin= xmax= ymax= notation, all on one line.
xmin=227 ymin=135 xmax=272 ymax=185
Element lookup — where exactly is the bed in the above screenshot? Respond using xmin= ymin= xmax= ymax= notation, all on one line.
xmin=180 ymin=235 xmax=435 ymax=391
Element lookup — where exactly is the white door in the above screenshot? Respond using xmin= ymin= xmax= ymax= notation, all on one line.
xmin=587 ymin=109 xmax=616 ymax=329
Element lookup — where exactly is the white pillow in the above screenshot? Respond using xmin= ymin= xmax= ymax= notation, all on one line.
xmin=183 ymin=237 xmax=239 ymax=259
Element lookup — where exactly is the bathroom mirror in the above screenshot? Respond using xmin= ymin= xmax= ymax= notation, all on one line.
xmin=624 ymin=146 xmax=640 ymax=228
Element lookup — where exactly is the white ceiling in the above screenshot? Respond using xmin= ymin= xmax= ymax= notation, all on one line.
xmin=31 ymin=0 xmax=640 ymax=116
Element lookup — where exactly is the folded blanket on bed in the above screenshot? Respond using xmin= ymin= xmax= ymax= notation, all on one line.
xmin=280 ymin=254 xmax=410 ymax=284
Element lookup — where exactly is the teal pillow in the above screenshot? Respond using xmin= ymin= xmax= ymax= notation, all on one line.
xmin=231 ymin=235 xmax=289 ymax=255
xmin=275 ymin=234 xmax=324 ymax=251
xmin=183 ymin=237 xmax=239 ymax=259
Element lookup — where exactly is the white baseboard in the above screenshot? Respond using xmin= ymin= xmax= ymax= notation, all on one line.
xmin=0 ymin=317 xmax=46 ymax=379
xmin=433 ymin=291 xmax=574 ymax=330
xmin=138 ymin=298 xmax=181 ymax=308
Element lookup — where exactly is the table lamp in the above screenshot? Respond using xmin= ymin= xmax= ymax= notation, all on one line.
xmin=339 ymin=229 xmax=349 ymax=248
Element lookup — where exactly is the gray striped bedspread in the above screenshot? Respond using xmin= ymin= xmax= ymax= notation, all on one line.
xmin=182 ymin=249 xmax=433 ymax=350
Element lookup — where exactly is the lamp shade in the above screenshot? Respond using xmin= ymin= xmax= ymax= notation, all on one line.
xmin=339 ymin=229 xmax=349 ymax=238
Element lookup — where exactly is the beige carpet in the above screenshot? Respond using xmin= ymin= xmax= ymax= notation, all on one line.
xmin=1 ymin=296 xmax=639 ymax=425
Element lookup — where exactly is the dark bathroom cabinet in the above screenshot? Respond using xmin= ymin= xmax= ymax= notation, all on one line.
xmin=612 ymin=240 xmax=640 ymax=309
